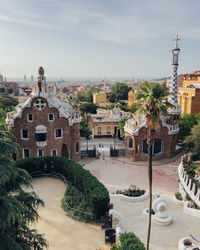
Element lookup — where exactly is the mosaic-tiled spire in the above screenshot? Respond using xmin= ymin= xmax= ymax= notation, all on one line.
xmin=169 ymin=35 xmax=180 ymax=107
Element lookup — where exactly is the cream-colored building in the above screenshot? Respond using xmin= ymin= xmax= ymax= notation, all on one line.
xmin=89 ymin=108 xmax=132 ymax=138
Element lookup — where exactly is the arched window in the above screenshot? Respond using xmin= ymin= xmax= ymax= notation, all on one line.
xmin=142 ymin=138 xmax=164 ymax=156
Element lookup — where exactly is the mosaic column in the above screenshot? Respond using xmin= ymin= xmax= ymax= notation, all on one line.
xmin=169 ymin=35 xmax=180 ymax=106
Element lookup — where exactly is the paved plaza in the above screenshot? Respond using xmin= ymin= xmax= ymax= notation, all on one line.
xmin=83 ymin=155 xmax=200 ymax=250
xmin=30 ymin=154 xmax=200 ymax=250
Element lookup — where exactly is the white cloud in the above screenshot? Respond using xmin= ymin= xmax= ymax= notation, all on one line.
xmin=0 ymin=15 xmax=53 ymax=29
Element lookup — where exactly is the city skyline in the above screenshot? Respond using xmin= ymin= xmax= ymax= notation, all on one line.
xmin=0 ymin=0 xmax=200 ymax=78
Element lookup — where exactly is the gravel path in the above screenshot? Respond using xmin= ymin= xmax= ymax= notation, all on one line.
xmin=31 ymin=177 xmax=109 ymax=250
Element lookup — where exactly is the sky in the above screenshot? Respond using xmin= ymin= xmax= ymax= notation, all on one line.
xmin=0 ymin=0 xmax=200 ymax=79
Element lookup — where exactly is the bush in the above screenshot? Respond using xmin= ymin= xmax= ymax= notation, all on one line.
xmin=111 ymin=232 xmax=145 ymax=250
xmin=175 ymin=192 xmax=183 ymax=201
xmin=16 ymin=156 xmax=110 ymax=222
xmin=185 ymin=194 xmax=191 ymax=201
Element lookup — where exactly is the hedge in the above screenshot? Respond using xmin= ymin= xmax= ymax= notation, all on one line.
xmin=16 ymin=156 xmax=110 ymax=222
xmin=111 ymin=232 xmax=145 ymax=250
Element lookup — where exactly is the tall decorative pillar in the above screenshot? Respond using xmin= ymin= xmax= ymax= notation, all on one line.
xmin=168 ymin=35 xmax=181 ymax=113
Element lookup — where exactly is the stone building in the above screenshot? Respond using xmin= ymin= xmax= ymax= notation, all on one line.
xmin=6 ymin=67 xmax=81 ymax=160
xmin=124 ymin=36 xmax=181 ymax=161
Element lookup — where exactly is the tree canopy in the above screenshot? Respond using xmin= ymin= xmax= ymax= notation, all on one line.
xmin=135 ymin=81 xmax=173 ymax=129
xmin=110 ymin=83 xmax=131 ymax=103
xmin=178 ymin=114 xmax=199 ymax=143
xmin=0 ymin=127 xmax=48 ymax=249
xmin=0 ymin=93 xmax=18 ymax=112
xmin=80 ymin=120 xmax=91 ymax=139
xmin=185 ymin=121 xmax=200 ymax=154
xmin=118 ymin=117 xmax=129 ymax=137
xmin=78 ymin=102 xmax=98 ymax=116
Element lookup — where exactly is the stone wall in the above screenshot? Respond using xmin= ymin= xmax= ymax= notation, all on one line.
xmin=125 ymin=126 xmax=178 ymax=161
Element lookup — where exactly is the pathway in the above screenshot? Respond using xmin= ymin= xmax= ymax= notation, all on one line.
xmin=30 ymin=177 xmax=109 ymax=250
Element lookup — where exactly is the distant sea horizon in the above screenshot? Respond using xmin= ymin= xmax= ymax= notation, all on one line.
xmin=4 ymin=76 xmax=162 ymax=82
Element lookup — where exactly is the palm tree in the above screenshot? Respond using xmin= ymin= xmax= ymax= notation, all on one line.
xmin=135 ymin=81 xmax=174 ymax=250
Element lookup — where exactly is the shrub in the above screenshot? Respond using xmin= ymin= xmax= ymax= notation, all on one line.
xmin=185 ymin=194 xmax=191 ymax=201
xmin=116 ymin=186 xmax=145 ymax=197
xmin=16 ymin=156 xmax=110 ymax=222
xmin=175 ymin=192 xmax=183 ymax=201
xmin=111 ymin=232 xmax=145 ymax=250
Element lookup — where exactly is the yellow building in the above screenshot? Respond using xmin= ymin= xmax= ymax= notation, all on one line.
xmin=182 ymin=77 xmax=200 ymax=88
xmin=128 ymin=90 xmax=134 ymax=107
xmin=93 ymin=91 xmax=107 ymax=105
xmin=178 ymin=87 xmax=200 ymax=114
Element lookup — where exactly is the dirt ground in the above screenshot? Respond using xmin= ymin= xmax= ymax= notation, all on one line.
xmin=30 ymin=177 xmax=110 ymax=250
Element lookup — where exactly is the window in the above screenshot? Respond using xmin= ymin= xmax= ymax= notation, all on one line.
xmin=127 ymin=137 xmax=133 ymax=148
xmin=23 ymin=148 xmax=30 ymax=158
xmin=21 ymin=130 xmax=29 ymax=139
xmin=37 ymin=149 xmax=43 ymax=156
xmin=98 ymin=127 xmax=101 ymax=135
xmin=51 ymin=149 xmax=57 ymax=156
xmin=27 ymin=113 xmax=33 ymax=122
xmin=142 ymin=138 xmax=163 ymax=156
xmin=48 ymin=113 xmax=54 ymax=121
xmin=55 ymin=128 xmax=62 ymax=138
xmin=34 ymin=99 xmax=46 ymax=110
xmin=153 ymin=138 xmax=162 ymax=154
xmin=76 ymin=142 xmax=79 ymax=153
xmin=142 ymin=140 xmax=148 ymax=154
xmin=107 ymin=127 xmax=111 ymax=135
xmin=35 ymin=125 xmax=47 ymax=147
xmin=35 ymin=133 xmax=47 ymax=141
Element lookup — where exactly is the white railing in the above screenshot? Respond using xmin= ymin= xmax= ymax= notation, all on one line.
xmin=178 ymin=162 xmax=200 ymax=207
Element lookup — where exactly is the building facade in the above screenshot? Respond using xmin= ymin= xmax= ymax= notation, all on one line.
xmin=6 ymin=67 xmax=81 ymax=160
xmin=124 ymin=36 xmax=181 ymax=161
xmin=178 ymin=87 xmax=200 ymax=114
xmin=93 ymin=91 xmax=107 ymax=105
xmin=89 ymin=108 xmax=132 ymax=138
xmin=128 ymin=90 xmax=135 ymax=107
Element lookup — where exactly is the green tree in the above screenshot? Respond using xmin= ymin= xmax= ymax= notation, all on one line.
xmin=0 ymin=93 xmax=18 ymax=112
xmin=135 ymin=81 xmax=173 ymax=250
xmin=78 ymin=102 xmax=98 ymax=121
xmin=111 ymin=232 xmax=145 ymax=250
xmin=118 ymin=117 xmax=129 ymax=137
xmin=0 ymin=128 xmax=48 ymax=249
xmin=80 ymin=120 xmax=91 ymax=151
xmin=77 ymin=93 xmax=88 ymax=102
xmin=178 ymin=114 xmax=198 ymax=143
xmin=185 ymin=121 xmax=200 ymax=154
xmin=98 ymin=104 xmax=115 ymax=110
xmin=110 ymin=83 xmax=131 ymax=102
xmin=63 ymin=94 xmax=79 ymax=110
xmin=80 ymin=120 xmax=90 ymax=138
